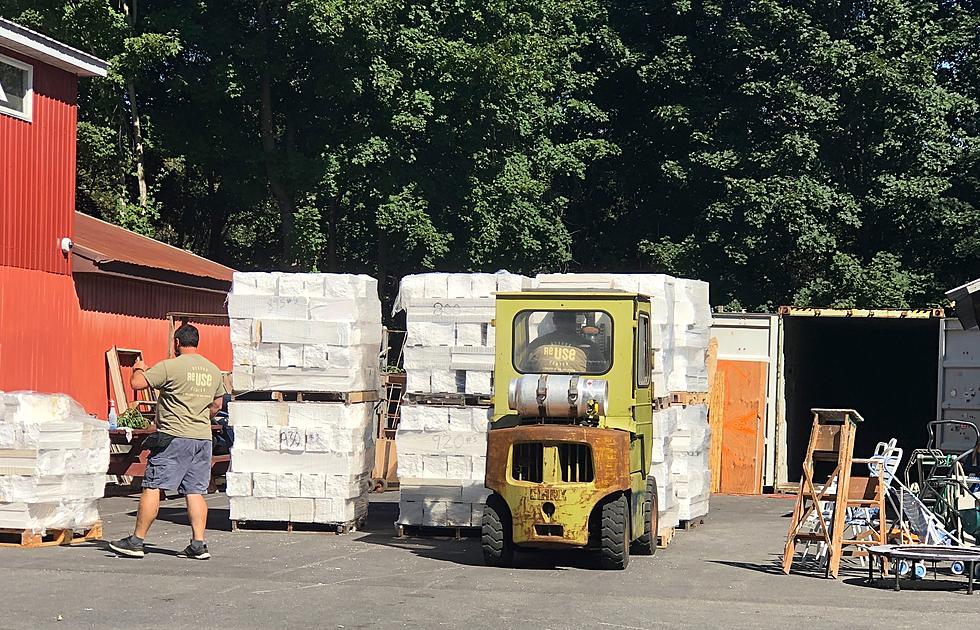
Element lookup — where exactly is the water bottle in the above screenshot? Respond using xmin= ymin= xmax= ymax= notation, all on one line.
xmin=108 ymin=400 xmax=118 ymax=430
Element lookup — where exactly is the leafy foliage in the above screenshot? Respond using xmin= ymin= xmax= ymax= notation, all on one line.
xmin=6 ymin=0 xmax=980 ymax=309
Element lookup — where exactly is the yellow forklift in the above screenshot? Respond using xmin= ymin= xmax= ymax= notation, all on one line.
xmin=482 ymin=290 xmax=658 ymax=569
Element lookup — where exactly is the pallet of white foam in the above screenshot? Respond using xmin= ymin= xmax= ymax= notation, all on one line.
xmin=651 ymin=407 xmax=679 ymax=545
xmin=229 ymin=273 xmax=383 ymax=393
xmin=671 ymin=404 xmax=710 ymax=527
xmin=0 ymin=392 xmax=109 ymax=546
xmin=395 ymin=272 xmax=531 ymax=396
xmin=395 ymin=404 xmax=490 ymax=533
xmin=226 ymin=400 xmax=375 ymax=532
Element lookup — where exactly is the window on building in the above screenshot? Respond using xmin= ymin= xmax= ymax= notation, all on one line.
xmin=0 ymin=54 xmax=33 ymax=122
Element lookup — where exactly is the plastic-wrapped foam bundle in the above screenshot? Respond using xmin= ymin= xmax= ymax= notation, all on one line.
xmin=0 ymin=392 xmax=108 ymax=532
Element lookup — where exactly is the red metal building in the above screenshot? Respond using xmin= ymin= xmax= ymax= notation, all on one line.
xmin=0 ymin=19 xmax=233 ymax=418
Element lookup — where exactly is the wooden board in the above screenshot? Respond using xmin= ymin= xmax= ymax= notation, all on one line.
xmin=708 ymin=372 xmax=726 ymax=493
xmin=0 ymin=522 xmax=103 ymax=548
xmin=716 ymin=359 xmax=768 ymax=494
xmin=106 ymin=346 xmax=128 ymax=415
xmin=372 ymin=436 xmax=398 ymax=486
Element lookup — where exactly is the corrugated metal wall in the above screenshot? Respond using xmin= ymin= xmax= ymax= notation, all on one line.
xmin=0 ymin=266 xmax=78 ymax=394
xmin=73 ymin=274 xmax=231 ymax=418
xmin=0 ymin=270 xmax=230 ymax=419
xmin=0 ymin=48 xmax=77 ymax=275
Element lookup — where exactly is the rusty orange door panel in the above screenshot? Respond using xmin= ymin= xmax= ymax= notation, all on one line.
xmin=717 ymin=359 xmax=767 ymax=494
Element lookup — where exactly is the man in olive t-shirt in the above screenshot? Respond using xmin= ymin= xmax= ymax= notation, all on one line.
xmin=109 ymin=324 xmax=224 ymax=560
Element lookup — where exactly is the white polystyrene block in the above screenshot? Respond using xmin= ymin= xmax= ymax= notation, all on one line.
xmin=279 ymin=427 xmax=306 ymax=453
xmin=406 ymin=322 xmax=455 ymax=347
xmin=397 ymin=453 xmax=423 ymax=478
xmin=232 ymin=272 xmax=280 ymax=296
xmin=256 ymin=427 xmax=281 ymax=451
xmin=395 ymin=429 xmax=487 ymax=457
xmin=423 ymin=273 xmax=450 ymax=298
xmin=230 ymin=318 xmax=252 ymax=345
xmin=279 ymin=343 xmax=304 ymax=367
xmin=398 ymin=406 xmax=425 ymax=431
xmin=455 ymin=323 xmax=483 ymax=346
xmin=225 ymin=472 xmax=252 ymax=497
xmin=304 ymin=429 xmax=330 ymax=452
xmin=255 ymin=344 xmax=281 ymax=368
xmin=277 ymin=274 xmax=325 ymax=298
xmin=233 ymin=426 xmax=257 ymax=450
xmin=472 ymin=456 xmax=487 ymax=480
xmin=397 ymin=500 xmax=423 ymax=525
xmin=277 ymin=473 xmax=302 ymax=498
xmin=422 ymin=455 xmax=449 ymax=479
xmin=300 ymin=473 xmax=327 ymax=498
xmin=405 ymin=370 xmax=431 ymax=393
xmin=447 ymin=455 xmax=470 ymax=479
xmin=465 ymin=371 xmax=492 ymax=395
xmin=447 ymin=275 xmax=472 ymax=299
xmin=415 ymin=407 xmax=447 ymax=432
xmin=252 ymin=472 xmax=278 ymax=498
xmin=470 ymin=407 xmax=491 ymax=433
xmin=324 ymin=475 xmax=366 ymax=500
xmin=470 ymin=274 xmax=497 ymax=297
xmin=495 ymin=272 xmax=526 ymax=292
xmin=228 ymin=295 xmax=309 ymax=320
xmin=229 ymin=401 xmax=290 ymax=427
xmin=424 ymin=499 xmax=449 ymax=526
xmin=430 ymin=370 xmax=459 ymax=394
xmin=448 ymin=408 xmax=471 ymax=432
xmin=259 ymin=320 xmax=382 ymax=346
xmin=446 ymin=502 xmax=473 ymax=526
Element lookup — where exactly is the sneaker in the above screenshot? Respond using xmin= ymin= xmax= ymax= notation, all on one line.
xmin=178 ymin=543 xmax=211 ymax=560
xmin=108 ymin=536 xmax=145 ymax=558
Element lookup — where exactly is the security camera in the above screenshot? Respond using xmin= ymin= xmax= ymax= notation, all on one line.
xmin=60 ymin=237 xmax=74 ymax=255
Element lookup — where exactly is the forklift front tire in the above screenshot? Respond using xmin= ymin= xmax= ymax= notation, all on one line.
xmin=482 ymin=496 xmax=514 ymax=567
xmin=599 ymin=494 xmax=631 ymax=570
xmin=631 ymin=476 xmax=658 ymax=556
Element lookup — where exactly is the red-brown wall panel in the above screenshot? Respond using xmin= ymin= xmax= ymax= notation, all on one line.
xmin=0 ymin=48 xmax=78 ymax=275
xmin=0 ymin=268 xmax=230 ymax=419
xmin=0 ymin=266 xmax=78 ymax=394
xmin=73 ymin=274 xmax=231 ymax=418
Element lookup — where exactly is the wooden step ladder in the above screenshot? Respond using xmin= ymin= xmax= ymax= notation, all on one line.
xmin=782 ymin=408 xmax=886 ymax=578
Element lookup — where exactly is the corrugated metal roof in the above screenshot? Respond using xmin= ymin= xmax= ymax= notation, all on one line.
xmin=73 ymin=211 xmax=234 ymax=283
xmin=0 ymin=18 xmax=107 ymax=77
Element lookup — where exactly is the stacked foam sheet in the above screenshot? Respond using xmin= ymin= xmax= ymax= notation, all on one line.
xmin=225 ymin=401 xmax=375 ymax=524
xmin=670 ymin=405 xmax=711 ymax=521
xmin=393 ymin=272 xmax=530 ymax=527
xmin=0 ymin=392 xmax=108 ymax=532
xmin=395 ymin=405 xmax=491 ymax=526
xmin=667 ymin=279 xmax=711 ymax=393
xmin=650 ymin=407 xmax=680 ymax=535
xmin=229 ymin=273 xmax=382 ymax=393
xmin=395 ymin=272 xmax=531 ymax=396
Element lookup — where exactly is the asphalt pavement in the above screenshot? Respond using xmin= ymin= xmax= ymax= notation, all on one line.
xmin=0 ymin=492 xmax=977 ymax=629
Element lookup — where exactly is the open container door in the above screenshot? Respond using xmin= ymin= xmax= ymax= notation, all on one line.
xmin=775 ymin=307 xmax=942 ymax=490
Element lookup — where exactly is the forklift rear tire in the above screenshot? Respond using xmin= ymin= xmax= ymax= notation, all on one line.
xmin=599 ymin=494 xmax=630 ymax=570
xmin=482 ymin=496 xmax=514 ymax=567
xmin=631 ymin=476 xmax=659 ymax=556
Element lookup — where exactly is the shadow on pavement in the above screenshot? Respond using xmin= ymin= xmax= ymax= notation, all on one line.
xmin=140 ymin=506 xmax=234 ymax=532
xmin=844 ymin=575 xmax=978 ymax=594
xmin=355 ymin=500 xmax=589 ymax=570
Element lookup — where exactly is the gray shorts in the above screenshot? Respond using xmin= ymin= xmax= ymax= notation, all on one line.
xmin=143 ymin=437 xmax=213 ymax=495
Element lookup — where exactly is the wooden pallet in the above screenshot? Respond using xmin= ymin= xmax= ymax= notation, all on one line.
xmin=0 ymin=522 xmax=103 ymax=549
xmin=679 ymin=516 xmax=706 ymax=531
xmin=404 ymin=392 xmax=492 ymax=407
xmin=652 ymin=396 xmax=672 ymax=411
xmin=656 ymin=526 xmax=675 ymax=549
xmin=395 ymin=523 xmax=480 ymax=540
xmin=234 ymin=390 xmax=379 ymax=404
xmin=232 ymin=517 xmax=365 ymax=535
xmin=669 ymin=392 xmax=709 ymax=407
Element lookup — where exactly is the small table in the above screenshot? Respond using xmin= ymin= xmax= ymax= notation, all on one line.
xmin=107 ymin=427 xmax=231 ymax=492
xmin=868 ymin=544 xmax=980 ymax=593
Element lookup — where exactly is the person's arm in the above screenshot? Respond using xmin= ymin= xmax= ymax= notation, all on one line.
xmin=136 ymin=360 xmax=168 ymax=392
xmin=131 ymin=360 xmax=150 ymax=391
xmin=209 ymin=397 xmax=223 ymax=419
